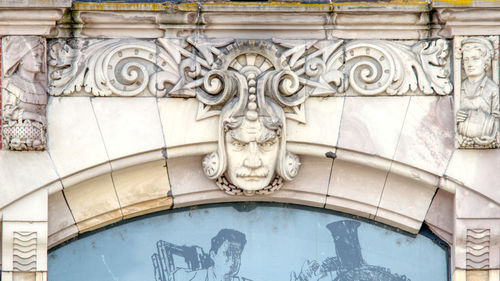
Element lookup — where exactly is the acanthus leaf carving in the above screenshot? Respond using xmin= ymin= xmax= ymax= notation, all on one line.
xmin=341 ymin=39 xmax=452 ymax=96
xmin=48 ymin=39 xmax=181 ymax=97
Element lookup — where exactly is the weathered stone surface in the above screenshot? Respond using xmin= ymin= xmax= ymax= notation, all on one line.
xmin=48 ymin=191 xmax=77 ymax=248
xmin=337 ymin=96 xmax=409 ymax=160
xmin=92 ymin=97 xmax=165 ymax=162
xmin=46 ymin=97 xmax=110 ymax=183
xmin=393 ymin=96 xmax=454 ymax=176
xmin=112 ymin=160 xmax=172 ymax=219
xmin=326 ymin=150 xmax=391 ymax=219
xmin=0 ymin=151 xmax=58 ymax=210
xmin=63 ymin=173 xmax=122 ymax=233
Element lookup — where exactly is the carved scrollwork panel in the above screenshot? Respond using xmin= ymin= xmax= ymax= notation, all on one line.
xmin=454 ymin=36 xmax=500 ymax=149
xmin=341 ymin=40 xmax=452 ymax=96
xmin=48 ymin=39 xmax=183 ymax=97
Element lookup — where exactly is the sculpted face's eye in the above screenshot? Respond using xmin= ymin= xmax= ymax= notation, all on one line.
xmin=258 ymin=138 xmax=277 ymax=151
xmin=231 ymin=140 xmax=247 ymax=150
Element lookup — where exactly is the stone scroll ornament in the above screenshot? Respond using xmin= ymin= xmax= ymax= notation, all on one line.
xmin=454 ymin=36 xmax=500 ymax=149
xmin=1 ymin=36 xmax=47 ymax=151
xmin=48 ymin=38 xmax=452 ymax=194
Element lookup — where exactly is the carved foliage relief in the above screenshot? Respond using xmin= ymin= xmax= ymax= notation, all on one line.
xmin=1 ymin=36 xmax=47 ymax=151
xmin=454 ymin=36 xmax=500 ymax=149
xmin=47 ymin=38 xmax=452 ymax=99
xmin=46 ymin=37 xmax=452 ymax=194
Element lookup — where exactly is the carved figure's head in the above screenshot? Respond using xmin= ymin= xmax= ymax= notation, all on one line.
xmin=461 ymin=38 xmax=493 ymax=80
xmin=202 ymin=72 xmax=300 ymax=192
xmin=3 ymin=36 xmax=44 ymax=77
xmin=209 ymin=229 xmax=246 ymax=278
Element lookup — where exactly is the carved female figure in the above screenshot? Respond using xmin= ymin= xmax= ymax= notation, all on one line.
xmin=456 ymin=37 xmax=500 ymax=148
xmin=2 ymin=36 xmax=46 ymax=150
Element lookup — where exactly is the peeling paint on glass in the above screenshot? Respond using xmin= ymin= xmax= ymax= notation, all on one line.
xmin=48 ymin=204 xmax=448 ymax=281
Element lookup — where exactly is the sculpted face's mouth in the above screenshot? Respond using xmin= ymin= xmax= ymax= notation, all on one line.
xmin=236 ymin=167 xmax=269 ymax=179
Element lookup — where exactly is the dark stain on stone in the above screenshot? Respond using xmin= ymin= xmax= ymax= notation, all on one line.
xmin=325 ymin=151 xmax=337 ymax=159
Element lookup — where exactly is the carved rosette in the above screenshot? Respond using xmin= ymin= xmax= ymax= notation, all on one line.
xmin=1 ymin=36 xmax=47 ymax=151
xmin=454 ymin=36 xmax=500 ymax=149
xmin=47 ymin=37 xmax=452 ymax=194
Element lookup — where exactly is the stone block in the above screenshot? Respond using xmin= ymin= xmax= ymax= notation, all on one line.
xmin=158 ymin=98 xmax=218 ymax=158
xmin=424 ymin=188 xmax=454 ymax=244
xmin=375 ymin=165 xmax=438 ymax=234
xmin=338 ymin=96 xmax=409 ymax=160
xmin=48 ymin=224 xmax=78 ymax=249
xmin=287 ymin=97 xmax=343 ymax=157
xmin=0 ymin=151 xmax=57 ymax=210
xmin=393 ymin=96 xmax=454 ymax=176
xmin=91 ymin=97 xmax=165 ymax=163
xmin=112 ymin=160 xmax=172 ymax=219
xmin=2 ymin=189 xmax=47 ymax=222
xmin=275 ymin=156 xmax=331 ymax=208
xmin=455 ymin=185 xmax=500 ymax=219
xmin=46 ymin=97 xmax=110 ymax=180
xmin=446 ymin=149 xmax=500 ymax=205
xmin=167 ymin=156 xmax=223 ymax=208
xmin=63 ymin=173 xmax=122 ymax=233
xmin=48 ymin=191 xmax=76 ymax=246
xmin=326 ymin=150 xmax=391 ymax=219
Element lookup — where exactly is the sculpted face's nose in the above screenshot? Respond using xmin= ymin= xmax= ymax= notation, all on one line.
xmin=243 ymin=142 xmax=262 ymax=168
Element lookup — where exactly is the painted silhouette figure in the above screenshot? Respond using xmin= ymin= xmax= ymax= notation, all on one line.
xmin=152 ymin=229 xmax=252 ymax=281
xmin=290 ymin=220 xmax=411 ymax=281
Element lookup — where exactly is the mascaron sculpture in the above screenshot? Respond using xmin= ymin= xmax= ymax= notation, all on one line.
xmin=455 ymin=36 xmax=500 ymax=149
xmin=47 ymin=37 xmax=452 ymax=194
xmin=2 ymin=36 xmax=47 ymax=151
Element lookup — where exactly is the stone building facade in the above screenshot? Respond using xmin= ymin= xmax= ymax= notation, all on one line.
xmin=0 ymin=0 xmax=499 ymax=280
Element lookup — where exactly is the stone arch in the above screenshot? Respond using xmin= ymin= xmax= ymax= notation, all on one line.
xmin=45 ymin=145 xmax=450 ymax=250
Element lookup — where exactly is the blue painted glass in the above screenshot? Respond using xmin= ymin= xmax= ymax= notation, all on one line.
xmin=48 ymin=203 xmax=448 ymax=281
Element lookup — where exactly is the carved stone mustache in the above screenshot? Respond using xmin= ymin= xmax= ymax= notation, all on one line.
xmin=235 ymin=167 xmax=269 ymax=178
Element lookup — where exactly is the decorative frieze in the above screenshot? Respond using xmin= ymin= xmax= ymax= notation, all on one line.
xmin=454 ymin=36 xmax=500 ymax=149
xmin=47 ymin=38 xmax=452 ymax=98
xmin=1 ymin=36 xmax=47 ymax=151
xmin=48 ymin=39 xmax=159 ymax=97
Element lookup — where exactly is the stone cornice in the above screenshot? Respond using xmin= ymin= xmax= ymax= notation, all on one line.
xmin=432 ymin=7 xmax=500 ymax=37
xmin=0 ymin=1 xmax=496 ymax=39
xmin=0 ymin=0 xmax=70 ymax=36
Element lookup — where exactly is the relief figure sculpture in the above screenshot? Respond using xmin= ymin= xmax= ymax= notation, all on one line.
xmin=2 ymin=36 xmax=46 ymax=150
xmin=152 ymin=229 xmax=252 ymax=281
xmin=456 ymin=37 xmax=500 ymax=148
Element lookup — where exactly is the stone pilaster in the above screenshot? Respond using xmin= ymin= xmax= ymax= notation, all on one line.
xmin=1 ymin=189 xmax=48 ymax=281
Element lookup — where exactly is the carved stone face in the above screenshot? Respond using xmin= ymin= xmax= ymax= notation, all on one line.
xmin=224 ymin=117 xmax=280 ymax=190
xmin=463 ymin=47 xmax=486 ymax=79
xmin=21 ymin=45 xmax=43 ymax=74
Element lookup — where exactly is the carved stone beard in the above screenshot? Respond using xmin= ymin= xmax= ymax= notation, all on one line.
xmin=224 ymin=116 xmax=280 ymax=191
